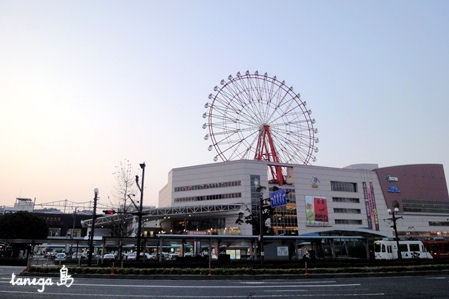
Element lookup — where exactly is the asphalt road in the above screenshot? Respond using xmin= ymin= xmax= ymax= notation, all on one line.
xmin=0 ymin=266 xmax=448 ymax=298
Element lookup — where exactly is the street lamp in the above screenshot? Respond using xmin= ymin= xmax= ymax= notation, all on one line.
xmin=387 ymin=207 xmax=403 ymax=260
xmin=88 ymin=188 xmax=99 ymax=266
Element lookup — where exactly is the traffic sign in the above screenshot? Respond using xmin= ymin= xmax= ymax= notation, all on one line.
xmin=270 ymin=189 xmax=287 ymax=208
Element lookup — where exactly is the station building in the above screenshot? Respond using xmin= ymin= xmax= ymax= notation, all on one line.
xmin=158 ymin=160 xmax=449 ymax=240
xmin=82 ymin=160 xmax=448 ymax=260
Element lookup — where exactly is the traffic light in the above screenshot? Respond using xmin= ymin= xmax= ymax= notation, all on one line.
xmin=103 ymin=209 xmax=116 ymax=215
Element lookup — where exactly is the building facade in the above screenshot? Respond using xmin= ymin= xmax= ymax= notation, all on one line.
xmin=159 ymin=160 xmax=449 ymax=240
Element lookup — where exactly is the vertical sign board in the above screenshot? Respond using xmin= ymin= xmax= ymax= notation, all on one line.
xmin=270 ymin=189 xmax=287 ymax=208
xmin=305 ymin=196 xmax=329 ymax=226
xmin=363 ymin=182 xmax=380 ymax=231
xmin=370 ymin=182 xmax=380 ymax=230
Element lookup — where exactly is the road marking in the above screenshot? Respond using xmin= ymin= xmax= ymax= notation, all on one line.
xmin=264 ymin=289 xmax=307 ymax=292
xmin=0 ymin=290 xmax=385 ymax=298
xmin=69 ymin=283 xmax=361 ymax=289
xmin=425 ymin=277 xmax=447 ymax=280
xmin=240 ymin=280 xmax=337 ymax=284
xmin=255 ymin=293 xmax=385 ymax=297
xmin=0 ymin=280 xmax=360 ymax=288
xmin=0 ymin=291 xmax=244 ymax=298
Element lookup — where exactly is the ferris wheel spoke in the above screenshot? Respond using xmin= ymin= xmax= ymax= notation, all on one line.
xmin=273 ymin=130 xmax=311 ymax=148
xmin=212 ymin=95 xmax=258 ymax=125
xmin=247 ymin=77 xmax=269 ymax=124
xmin=251 ymin=76 xmax=269 ymax=121
xmin=223 ymin=129 xmax=260 ymax=159
xmin=240 ymin=133 xmax=259 ymax=159
xmin=269 ymin=102 xmax=304 ymax=125
xmin=265 ymin=90 xmax=299 ymax=123
xmin=270 ymin=119 xmax=312 ymax=128
xmin=264 ymin=79 xmax=285 ymax=118
xmin=225 ymin=81 xmax=255 ymax=113
xmin=217 ymin=86 xmax=260 ymax=123
xmin=209 ymin=108 xmax=257 ymax=127
xmin=271 ymin=126 xmax=311 ymax=135
xmin=277 ymin=138 xmax=311 ymax=164
xmin=271 ymin=129 xmax=312 ymax=155
xmin=209 ymin=126 xmax=259 ymax=136
xmin=233 ymin=77 xmax=264 ymax=124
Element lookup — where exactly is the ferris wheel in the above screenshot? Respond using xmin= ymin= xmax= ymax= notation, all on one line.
xmin=202 ymin=71 xmax=318 ymax=184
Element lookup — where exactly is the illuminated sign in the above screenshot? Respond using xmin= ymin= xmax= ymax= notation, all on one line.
xmin=311 ymin=177 xmax=320 ymax=188
xmin=388 ymin=186 xmax=400 ymax=193
xmin=387 ymin=175 xmax=398 ymax=182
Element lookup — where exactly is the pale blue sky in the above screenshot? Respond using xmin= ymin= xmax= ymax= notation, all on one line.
xmin=1 ymin=0 xmax=448 ymax=208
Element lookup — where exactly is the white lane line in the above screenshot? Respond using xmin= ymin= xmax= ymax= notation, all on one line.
xmin=0 ymin=291 xmax=247 ymax=298
xmin=0 ymin=281 xmax=360 ymax=288
xmin=70 ymin=283 xmax=361 ymax=289
xmin=264 ymin=289 xmax=307 ymax=292
xmin=425 ymin=277 xmax=447 ymax=280
xmin=240 ymin=280 xmax=337 ymax=284
xmin=0 ymin=290 xmax=386 ymax=298
xmin=255 ymin=293 xmax=385 ymax=297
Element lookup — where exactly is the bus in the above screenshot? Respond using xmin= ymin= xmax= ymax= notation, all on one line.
xmin=422 ymin=240 xmax=449 ymax=259
xmin=374 ymin=240 xmax=432 ymax=260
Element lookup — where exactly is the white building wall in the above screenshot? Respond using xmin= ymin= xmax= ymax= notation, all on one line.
xmin=293 ymin=165 xmax=391 ymax=237
xmin=159 ymin=160 xmax=448 ymax=238
xmin=168 ymin=160 xmax=267 ymax=208
xmin=158 ymin=171 xmax=173 ymax=207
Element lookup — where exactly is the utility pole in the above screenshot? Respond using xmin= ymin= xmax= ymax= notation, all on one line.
xmin=87 ymin=188 xmax=99 ymax=266
xmin=135 ymin=163 xmax=146 ymax=262
xmin=257 ymin=186 xmax=266 ymax=264
xmin=388 ymin=207 xmax=403 ymax=260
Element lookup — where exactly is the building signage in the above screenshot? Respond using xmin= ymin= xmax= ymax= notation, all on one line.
xmin=305 ymin=196 xmax=329 ymax=226
xmin=311 ymin=177 xmax=320 ymax=188
xmin=362 ymin=182 xmax=380 ymax=231
xmin=388 ymin=186 xmax=400 ymax=193
xmin=387 ymin=175 xmax=398 ymax=182
xmin=270 ymin=189 xmax=287 ymax=208
xmin=277 ymin=246 xmax=289 ymax=257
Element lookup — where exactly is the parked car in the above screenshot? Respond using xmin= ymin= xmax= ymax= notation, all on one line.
xmin=71 ymin=252 xmax=87 ymax=259
xmin=143 ymin=252 xmax=157 ymax=260
xmin=103 ymin=253 xmax=115 ymax=260
xmin=126 ymin=252 xmax=136 ymax=260
xmin=54 ymin=253 xmax=66 ymax=262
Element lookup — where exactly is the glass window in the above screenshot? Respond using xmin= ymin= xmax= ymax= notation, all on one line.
xmin=409 ymin=244 xmax=420 ymax=251
xmin=399 ymin=244 xmax=408 ymax=252
xmin=330 ymin=181 xmax=357 ymax=192
xmin=374 ymin=243 xmax=381 ymax=252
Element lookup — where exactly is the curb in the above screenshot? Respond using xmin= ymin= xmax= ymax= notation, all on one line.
xmin=21 ymin=269 xmax=449 ymax=280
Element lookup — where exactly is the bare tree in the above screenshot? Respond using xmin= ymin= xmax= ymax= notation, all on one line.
xmin=111 ymin=159 xmax=136 ymax=266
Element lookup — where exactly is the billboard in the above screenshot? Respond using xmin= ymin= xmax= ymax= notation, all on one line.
xmin=362 ymin=182 xmax=380 ymax=231
xmin=305 ymin=196 xmax=329 ymax=226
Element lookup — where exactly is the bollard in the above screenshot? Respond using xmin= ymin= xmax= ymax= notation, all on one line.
xmin=111 ymin=262 xmax=115 ymax=276
xmin=304 ymin=261 xmax=308 ymax=278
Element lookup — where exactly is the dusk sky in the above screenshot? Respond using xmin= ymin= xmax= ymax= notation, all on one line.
xmin=1 ymin=1 xmax=448 ymax=209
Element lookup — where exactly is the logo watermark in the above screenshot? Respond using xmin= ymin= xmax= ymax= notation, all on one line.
xmin=10 ymin=265 xmax=74 ymax=293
